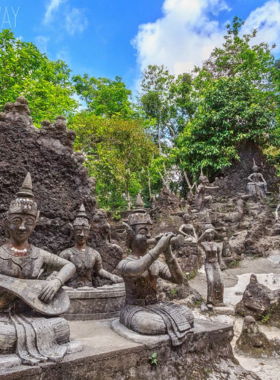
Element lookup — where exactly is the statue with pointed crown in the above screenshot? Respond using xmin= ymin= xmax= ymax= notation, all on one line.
xmin=0 ymin=173 xmax=81 ymax=366
xmin=59 ymin=204 xmax=123 ymax=288
xmin=195 ymin=168 xmax=218 ymax=212
xmin=247 ymin=158 xmax=267 ymax=197
xmin=115 ymin=194 xmax=194 ymax=347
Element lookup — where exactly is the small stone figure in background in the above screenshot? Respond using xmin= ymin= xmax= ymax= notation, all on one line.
xmin=247 ymin=159 xmax=267 ymax=197
xmin=0 ymin=173 xmax=78 ymax=366
xmin=60 ymin=204 xmax=123 ymax=288
xmin=222 ymin=237 xmax=232 ymax=258
xmin=179 ymin=214 xmax=198 ymax=243
xmin=197 ymin=228 xmax=224 ymax=309
xmin=116 ymin=201 xmax=194 ymax=346
xmin=195 ymin=170 xmax=218 ymax=212
xmin=236 ymin=316 xmax=280 ymax=358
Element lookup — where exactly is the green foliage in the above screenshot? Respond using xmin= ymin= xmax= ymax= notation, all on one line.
xmin=170 ymin=287 xmax=178 ymax=298
xmin=69 ymin=112 xmax=157 ymax=210
xmin=0 ymin=29 xmax=77 ymax=126
xmin=148 ymin=352 xmax=158 ymax=366
xmin=187 ymin=270 xmax=198 ymax=280
xmin=175 ymin=17 xmax=279 ymax=178
xmin=73 ymin=74 xmax=133 ymax=118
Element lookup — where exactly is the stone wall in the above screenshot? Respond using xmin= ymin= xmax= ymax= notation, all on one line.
xmin=0 ymin=97 xmax=121 ymax=272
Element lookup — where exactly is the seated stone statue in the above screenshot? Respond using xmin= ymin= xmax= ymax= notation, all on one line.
xmin=247 ymin=159 xmax=267 ymax=197
xmin=178 ymin=214 xmax=197 ymax=243
xmin=197 ymin=228 xmax=224 ymax=308
xmin=59 ymin=204 xmax=123 ymax=288
xmin=0 ymin=173 xmax=77 ymax=365
xmin=116 ymin=205 xmax=194 ymax=347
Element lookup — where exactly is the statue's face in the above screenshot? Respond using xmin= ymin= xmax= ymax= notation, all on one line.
xmin=74 ymin=226 xmax=90 ymax=246
xmin=132 ymin=224 xmax=151 ymax=253
xmin=207 ymin=230 xmax=215 ymax=241
xmin=7 ymin=213 xmax=36 ymax=245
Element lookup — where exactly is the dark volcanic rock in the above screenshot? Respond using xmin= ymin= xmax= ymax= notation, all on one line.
xmin=0 ymin=98 xmax=122 ymax=273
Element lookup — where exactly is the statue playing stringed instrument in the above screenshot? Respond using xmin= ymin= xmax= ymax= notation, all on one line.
xmin=0 ymin=173 xmax=79 ymax=366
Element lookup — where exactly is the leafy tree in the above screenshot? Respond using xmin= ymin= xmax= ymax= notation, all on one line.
xmin=69 ymin=112 xmax=157 ymax=210
xmin=176 ymin=17 xmax=279 ymax=177
xmin=73 ymin=74 xmax=133 ymax=118
xmin=0 ymin=29 xmax=77 ymax=126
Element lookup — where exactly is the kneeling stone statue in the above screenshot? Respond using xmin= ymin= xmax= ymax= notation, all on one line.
xmin=116 ymin=205 xmax=194 ymax=346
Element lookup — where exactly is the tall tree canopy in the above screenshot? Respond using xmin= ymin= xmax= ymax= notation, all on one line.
xmin=0 ymin=29 xmax=77 ymax=125
xmin=175 ymin=17 xmax=279 ymax=177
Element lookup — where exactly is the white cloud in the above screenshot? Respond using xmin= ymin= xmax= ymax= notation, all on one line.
xmin=132 ymin=0 xmax=280 ymax=79
xmin=64 ymin=8 xmax=88 ymax=35
xmin=35 ymin=36 xmax=49 ymax=54
xmin=43 ymin=0 xmax=64 ymax=25
xmin=241 ymin=0 xmax=280 ymax=54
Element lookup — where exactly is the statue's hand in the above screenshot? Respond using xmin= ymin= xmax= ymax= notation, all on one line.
xmin=155 ymin=232 xmax=175 ymax=253
xmin=39 ymin=279 xmax=61 ymax=304
xmin=110 ymin=274 xmax=124 ymax=284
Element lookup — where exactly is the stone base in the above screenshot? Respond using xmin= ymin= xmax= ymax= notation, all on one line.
xmin=0 ymin=319 xmax=260 ymax=380
xmin=62 ymin=284 xmax=125 ymax=321
xmin=111 ymin=319 xmax=169 ymax=347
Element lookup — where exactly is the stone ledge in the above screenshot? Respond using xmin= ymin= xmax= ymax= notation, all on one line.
xmin=0 ymin=319 xmax=259 ymax=380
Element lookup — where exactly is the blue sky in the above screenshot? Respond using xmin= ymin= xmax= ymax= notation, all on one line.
xmin=1 ymin=0 xmax=280 ymax=92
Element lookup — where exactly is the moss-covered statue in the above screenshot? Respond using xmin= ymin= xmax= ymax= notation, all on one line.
xmin=60 ymin=204 xmax=123 ymax=288
xmin=0 ymin=173 xmax=79 ymax=365
xmin=116 ymin=203 xmax=194 ymax=346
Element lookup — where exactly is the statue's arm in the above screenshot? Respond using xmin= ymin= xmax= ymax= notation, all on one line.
xmin=43 ymin=251 xmax=76 ymax=285
xmin=159 ymin=254 xmax=184 ymax=285
xmin=260 ymin=174 xmax=267 ymax=185
xmin=248 ymin=174 xmax=253 ymax=181
xmin=94 ymin=251 xmax=123 ymax=283
xmin=178 ymin=224 xmax=187 ymax=236
xmin=116 ymin=248 xmax=160 ymax=277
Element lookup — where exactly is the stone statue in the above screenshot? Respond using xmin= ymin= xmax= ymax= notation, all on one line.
xmin=178 ymin=214 xmax=197 ymax=243
xmin=60 ymin=204 xmax=123 ymax=288
xmin=222 ymin=237 xmax=232 ymax=258
xmin=0 ymin=173 xmax=79 ymax=366
xmin=116 ymin=203 xmax=194 ymax=347
xmin=197 ymin=228 xmax=224 ymax=308
xmin=195 ymin=170 xmax=218 ymax=212
xmin=247 ymin=159 xmax=267 ymax=197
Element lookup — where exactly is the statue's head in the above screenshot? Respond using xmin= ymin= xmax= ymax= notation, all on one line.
xmin=199 ymin=175 xmax=209 ymax=184
xmin=183 ymin=213 xmax=191 ymax=223
xmin=73 ymin=204 xmax=90 ymax=246
xmin=126 ymin=196 xmax=152 ymax=254
xmin=5 ymin=173 xmax=39 ymax=245
xmin=204 ymin=228 xmax=215 ymax=241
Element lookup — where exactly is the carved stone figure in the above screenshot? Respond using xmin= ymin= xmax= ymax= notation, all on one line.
xmin=60 ymin=204 xmax=123 ymax=288
xmin=116 ymin=203 xmax=194 ymax=346
xmin=195 ymin=171 xmax=218 ymax=212
xmin=222 ymin=237 xmax=232 ymax=258
xmin=0 ymin=173 xmax=79 ymax=365
xmin=236 ymin=315 xmax=280 ymax=357
xmin=197 ymin=228 xmax=224 ymax=308
xmin=179 ymin=214 xmax=197 ymax=243
xmin=247 ymin=159 xmax=267 ymax=197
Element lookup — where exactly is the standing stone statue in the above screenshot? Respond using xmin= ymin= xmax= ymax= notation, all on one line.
xmin=195 ymin=170 xmax=218 ymax=212
xmin=116 ymin=203 xmax=194 ymax=347
xmin=247 ymin=159 xmax=267 ymax=197
xmin=59 ymin=204 xmax=123 ymax=288
xmin=0 ymin=173 xmax=79 ymax=366
xmin=179 ymin=214 xmax=198 ymax=243
xmin=197 ymin=228 xmax=224 ymax=308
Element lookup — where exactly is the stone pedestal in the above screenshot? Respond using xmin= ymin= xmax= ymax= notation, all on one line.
xmin=62 ymin=284 xmax=125 ymax=321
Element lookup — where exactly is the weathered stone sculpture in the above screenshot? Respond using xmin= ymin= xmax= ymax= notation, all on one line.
xmin=179 ymin=214 xmax=197 ymax=243
xmin=60 ymin=204 xmax=123 ymax=288
xmin=0 ymin=173 xmax=79 ymax=366
xmin=116 ymin=205 xmax=194 ymax=347
xmin=235 ymin=315 xmax=280 ymax=358
xmin=236 ymin=274 xmax=280 ymax=327
xmin=197 ymin=228 xmax=224 ymax=308
xmin=247 ymin=159 xmax=267 ymax=197
xmin=195 ymin=171 xmax=218 ymax=212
